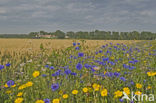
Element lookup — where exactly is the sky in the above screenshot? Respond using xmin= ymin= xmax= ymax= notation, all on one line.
xmin=0 ymin=0 xmax=156 ymax=34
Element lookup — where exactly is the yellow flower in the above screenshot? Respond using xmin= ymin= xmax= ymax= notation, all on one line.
xmin=104 ymin=71 xmax=107 ymax=75
xmin=123 ymin=87 xmax=130 ymax=95
xmin=147 ymin=86 xmax=152 ymax=90
xmin=135 ymin=91 xmax=142 ymax=95
xmin=136 ymin=83 xmax=142 ymax=89
xmin=83 ymin=87 xmax=88 ymax=93
xmin=101 ymin=89 xmax=108 ymax=97
xmin=11 ymin=84 xmax=16 ymax=88
xmin=110 ymin=56 xmax=115 ymax=60
xmin=92 ymin=83 xmax=100 ymax=91
xmin=147 ymin=72 xmax=156 ymax=76
xmin=126 ymin=54 xmax=129 ymax=57
xmin=63 ymin=94 xmax=68 ymax=99
xmin=117 ymin=69 xmax=120 ymax=72
xmin=33 ymin=71 xmax=40 ymax=78
xmin=52 ymin=98 xmax=60 ymax=103
xmin=4 ymin=84 xmax=8 ymax=88
xmin=18 ymin=85 xmax=27 ymax=90
xmin=147 ymin=72 xmax=152 ymax=76
xmin=14 ymin=98 xmax=23 ymax=103
xmin=17 ymin=92 xmax=23 ymax=97
xmin=92 ymin=83 xmax=97 ymax=88
xmin=25 ymin=81 xmax=33 ymax=87
xmin=72 ymin=90 xmax=78 ymax=95
xmin=18 ymin=81 xmax=33 ymax=90
xmin=88 ymin=87 xmax=93 ymax=93
xmin=6 ymin=90 xmax=11 ymax=94
xmin=114 ymin=90 xmax=123 ymax=98
xmin=59 ymin=90 xmax=63 ymax=95
xmin=35 ymin=100 xmax=44 ymax=103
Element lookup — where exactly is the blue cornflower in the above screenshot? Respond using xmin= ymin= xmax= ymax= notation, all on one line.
xmin=95 ymin=52 xmax=98 ymax=55
xmin=123 ymin=64 xmax=129 ymax=69
xmin=98 ymin=61 xmax=103 ymax=65
xmin=51 ymin=83 xmax=59 ymax=91
xmin=52 ymin=70 xmax=61 ymax=76
xmin=74 ymin=56 xmax=77 ymax=59
xmin=50 ymin=66 xmax=54 ymax=70
xmin=103 ymin=57 xmax=109 ymax=62
xmin=117 ymin=43 xmax=120 ymax=45
xmin=52 ymin=73 xmax=56 ymax=76
xmin=70 ymin=55 xmax=73 ymax=58
xmin=119 ymin=99 xmax=123 ymax=102
xmin=122 ymin=48 xmax=126 ymax=51
xmin=114 ymin=46 xmax=117 ymax=49
xmin=6 ymin=63 xmax=11 ymax=67
xmin=114 ymin=72 xmax=120 ymax=77
xmin=108 ymin=47 xmax=112 ymax=50
xmin=78 ymin=52 xmax=84 ymax=57
xmin=71 ymin=72 xmax=77 ymax=76
xmin=99 ymin=50 xmax=103 ymax=53
xmin=76 ymin=63 xmax=83 ymax=70
xmin=44 ymin=99 xmax=50 ymax=103
xmin=42 ymin=74 xmax=47 ymax=77
xmin=124 ymin=72 xmax=128 ymax=74
xmin=129 ymin=66 xmax=135 ymax=70
xmin=102 ymin=45 xmax=105 ymax=48
xmin=7 ymin=80 xmax=15 ymax=87
xmin=130 ymin=81 xmax=134 ymax=85
xmin=84 ymin=64 xmax=91 ymax=69
xmin=73 ymin=42 xmax=76 ymax=46
xmin=80 ymin=81 xmax=83 ymax=83
xmin=77 ymin=43 xmax=80 ymax=45
xmin=91 ymin=68 xmax=96 ymax=72
xmin=109 ymin=61 xmax=115 ymax=65
xmin=75 ymin=47 xmax=79 ymax=50
xmin=134 ymin=59 xmax=139 ymax=63
xmin=129 ymin=61 xmax=135 ymax=64
xmin=120 ymin=77 xmax=126 ymax=82
xmin=115 ymin=59 xmax=118 ymax=62
xmin=64 ymin=69 xmax=72 ymax=75
xmin=45 ymin=65 xmax=49 ymax=68
xmin=105 ymin=72 xmax=114 ymax=77
xmin=0 ymin=65 xmax=4 ymax=70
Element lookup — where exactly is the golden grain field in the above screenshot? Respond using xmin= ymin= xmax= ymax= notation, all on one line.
xmin=0 ymin=39 xmax=140 ymax=52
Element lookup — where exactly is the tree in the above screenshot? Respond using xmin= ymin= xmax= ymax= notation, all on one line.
xmin=55 ymin=30 xmax=65 ymax=39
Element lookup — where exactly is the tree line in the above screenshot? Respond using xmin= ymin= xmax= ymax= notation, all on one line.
xmin=29 ymin=30 xmax=156 ymax=40
xmin=0 ymin=30 xmax=156 ymax=40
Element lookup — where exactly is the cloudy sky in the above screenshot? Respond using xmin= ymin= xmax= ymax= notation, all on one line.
xmin=0 ymin=0 xmax=156 ymax=33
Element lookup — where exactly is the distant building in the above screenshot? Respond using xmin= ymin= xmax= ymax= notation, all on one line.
xmin=35 ymin=33 xmax=56 ymax=39
xmin=40 ymin=35 xmax=51 ymax=38
xmin=51 ymin=35 xmax=56 ymax=38
xmin=65 ymin=35 xmax=69 ymax=39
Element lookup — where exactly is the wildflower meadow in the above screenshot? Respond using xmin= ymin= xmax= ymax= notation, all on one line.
xmin=0 ymin=40 xmax=156 ymax=103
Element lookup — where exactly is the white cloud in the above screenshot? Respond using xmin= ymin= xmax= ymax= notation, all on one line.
xmin=0 ymin=0 xmax=156 ymax=33
xmin=0 ymin=8 xmax=6 ymax=14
